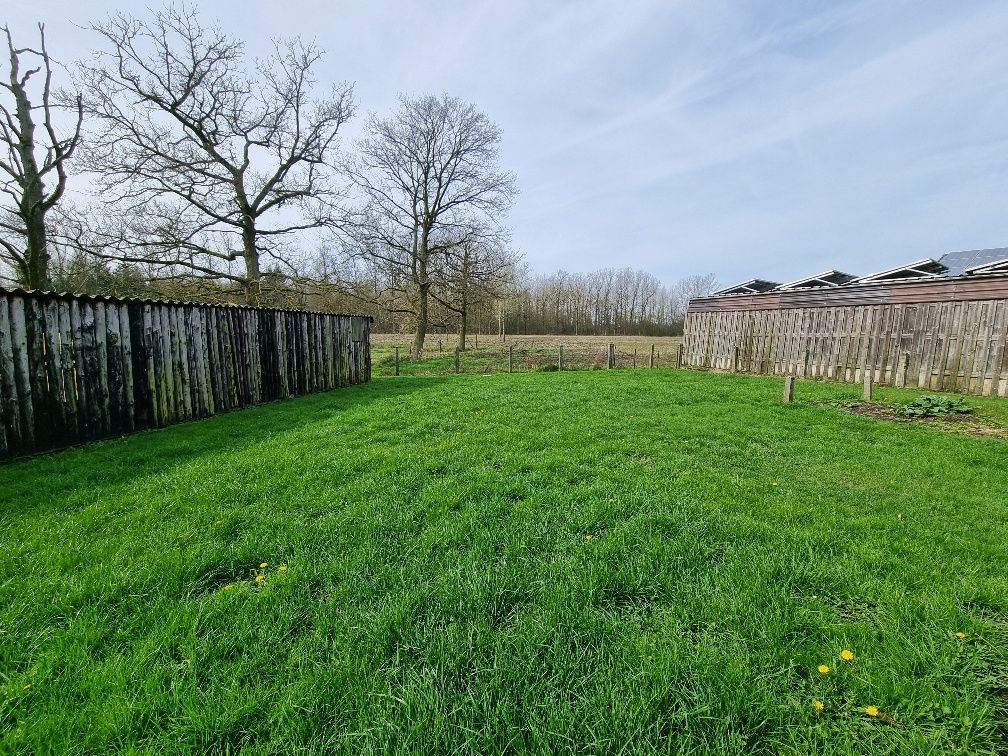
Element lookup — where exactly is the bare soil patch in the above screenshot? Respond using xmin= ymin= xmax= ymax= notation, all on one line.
xmin=832 ymin=401 xmax=1008 ymax=440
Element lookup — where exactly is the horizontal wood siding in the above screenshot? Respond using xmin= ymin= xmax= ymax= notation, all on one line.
xmin=0 ymin=289 xmax=371 ymax=460
xmin=683 ymin=296 xmax=1008 ymax=397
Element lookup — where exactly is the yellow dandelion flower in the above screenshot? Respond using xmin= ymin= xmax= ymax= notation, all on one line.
xmin=813 ymin=700 xmax=824 ymax=712
xmin=864 ymin=706 xmax=879 ymax=717
xmin=22 ymin=684 xmax=31 ymax=690
xmin=772 ymin=481 xmax=779 ymax=487
xmin=214 ymin=519 xmax=223 ymax=526
xmin=817 ymin=664 xmax=830 ymax=675
xmin=278 ymin=565 xmax=288 ymax=572
xmin=259 ymin=562 xmax=268 ymax=569
xmin=955 ymin=631 xmax=966 ymax=639
xmin=585 ymin=534 xmax=592 ymax=542
xmin=255 ymin=574 xmax=264 ymax=582
xmin=840 ymin=649 xmax=854 ymax=661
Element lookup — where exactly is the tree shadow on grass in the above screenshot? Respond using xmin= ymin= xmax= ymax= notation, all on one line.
xmin=0 ymin=375 xmax=447 ymax=517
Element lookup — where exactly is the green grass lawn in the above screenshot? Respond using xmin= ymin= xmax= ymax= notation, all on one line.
xmin=1 ymin=369 xmax=1006 ymax=754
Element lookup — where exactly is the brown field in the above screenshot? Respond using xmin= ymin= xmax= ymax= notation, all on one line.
xmin=370 ymin=333 xmax=684 ymax=374
xmin=371 ymin=332 xmax=683 ymax=351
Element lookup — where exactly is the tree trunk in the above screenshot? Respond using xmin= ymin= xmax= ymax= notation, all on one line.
xmin=241 ymin=219 xmax=261 ymax=305
xmin=10 ymin=52 xmax=51 ymax=290
xmin=413 ymin=283 xmax=429 ymax=358
xmin=23 ymin=212 xmax=50 ymax=289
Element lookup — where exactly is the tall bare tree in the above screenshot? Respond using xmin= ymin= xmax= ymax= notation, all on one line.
xmin=349 ymin=93 xmax=516 ymax=357
xmin=0 ymin=24 xmax=83 ymax=289
xmin=76 ymin=5 xmax=354 ymax=303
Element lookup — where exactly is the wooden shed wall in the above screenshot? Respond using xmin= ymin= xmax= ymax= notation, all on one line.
xmin=683 ymin=279 xmax=1008 ymax=396
xmin=0 ymin=289 xmax=371 ymax=460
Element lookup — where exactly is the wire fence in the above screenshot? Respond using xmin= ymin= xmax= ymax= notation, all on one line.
xmin=373 ymin=342 xmax=685 ymax=377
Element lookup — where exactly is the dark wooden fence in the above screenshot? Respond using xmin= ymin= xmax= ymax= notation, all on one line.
xmin=684 ymin=277 xmax=1008 ymax=396
xmin=0 ymin=288 xmax=371 ymax=459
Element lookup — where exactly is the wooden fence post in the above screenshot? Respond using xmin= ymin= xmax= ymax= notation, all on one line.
xmin=732 ymin=346 xmax=740 ymax=373
xmin=455 ymin=349 xmax=461 ymax=374
xmin=676 ymin=344 xmax=683 ymax=369
xmin=608 ymin=344 xmax=615 ymax=369
xmin=633 ymin=349 xmax=637 ymax=368
xmin=784 ymin=376 xmax=795 ymax=403
xmin=438 ymin=340 xmax=442 ymax=353
xmin=898 ymin=351 xmax=910 ymax=388
xmin=650 ymin=344 xmax=655 ymax=369
xmin=863 ymin=371 xmax=873 ymax=400
xmin=508 ymin=345 xmax=513 ymax=373
xmin=394 ymin=346 xmax=399 ymax=376
xmin=558 ymin=345 xmax=563 ymax=371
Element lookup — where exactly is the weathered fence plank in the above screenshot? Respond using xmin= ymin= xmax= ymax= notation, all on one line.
xmin=684 ymin=292 xmax=1008 ymax=397
xmin=0 ymin=288 xmax=371 ymax=460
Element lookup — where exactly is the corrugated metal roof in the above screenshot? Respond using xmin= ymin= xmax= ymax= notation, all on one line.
xmin=0 ymin=287 xmax=372 ymax=320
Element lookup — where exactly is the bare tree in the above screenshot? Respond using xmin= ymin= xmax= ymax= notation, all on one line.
xmin=349 ymin=93 xmax=516 ymax=357
xmin=76 ymin=5 xmax=354 ymax=302
xmin=0 ymin=24 xmax=83 ymax=289
xmin=431 ymin=227 xmax=517 ymax=350
xmin=671 ymin=273 xmax=718 ymax=321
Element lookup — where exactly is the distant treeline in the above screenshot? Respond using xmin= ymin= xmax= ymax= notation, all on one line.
xmin=46 ymin=255 xmax=716 ymax=338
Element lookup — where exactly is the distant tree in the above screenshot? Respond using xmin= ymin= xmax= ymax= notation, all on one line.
xmin=76 ymin=5 xmax=355 ymax=303
xmin=0 ymin=24 xmax=83 ymax=289
xmin=432 ymin=228 xmax=517 ymax=350
xmin=672 ymin=273 xmax=718 ymax=321
xmin=349 ymin=93 xmax=516 ymax=357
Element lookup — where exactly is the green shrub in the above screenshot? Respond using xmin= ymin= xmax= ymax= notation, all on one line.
xmin=899 ymin=394 xmax=972 ymax=417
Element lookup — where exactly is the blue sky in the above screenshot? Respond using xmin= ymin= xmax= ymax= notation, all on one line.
xmin=7 ymin=0 xmax=1008 ymax=288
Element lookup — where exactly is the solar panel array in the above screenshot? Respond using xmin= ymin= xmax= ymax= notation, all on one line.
xmin=937 ymin=247 xmax=1008 ymax=276
xmin=715 ymin=247 xmax=1008 ymax=296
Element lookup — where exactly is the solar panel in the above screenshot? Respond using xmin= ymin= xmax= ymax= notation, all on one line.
xmin=938 ymin=248 xmax=1008 ymax=276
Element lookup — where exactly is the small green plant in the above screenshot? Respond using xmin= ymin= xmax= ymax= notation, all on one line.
xmin=899 ymin=394 xmax=972 ymax=417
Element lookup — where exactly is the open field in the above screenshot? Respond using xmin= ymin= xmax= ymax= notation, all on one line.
xmin=371 ymin=333 xmax=684 ymax=375
xmin=2 ymin=369 xmax=1007 ymax=753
